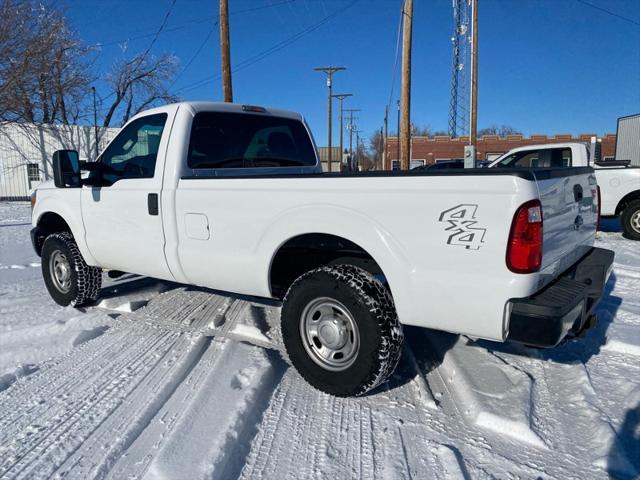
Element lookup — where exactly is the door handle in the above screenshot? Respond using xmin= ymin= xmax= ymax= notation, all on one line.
xmin=148 ymin=193 xmax=159 ymax=216
xmin=573 ymin=184 xmax=583 ymax=202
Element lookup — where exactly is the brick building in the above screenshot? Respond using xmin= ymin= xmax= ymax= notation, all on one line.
xmin=384 ymin=133 xmax=617 ymax=170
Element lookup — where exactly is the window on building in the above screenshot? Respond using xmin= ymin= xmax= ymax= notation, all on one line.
xmin=603 ymin=156 xmax=614 ymax=161
xmin=410 ymin=159 xmax=426 ymax=169
xmin=26 ymin=163 xmax=40 ymax=181
xmin=391 ymin=160 xmax=400 ymax=170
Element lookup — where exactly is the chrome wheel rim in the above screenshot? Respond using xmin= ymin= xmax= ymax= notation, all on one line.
xmin=631 ymin=210 xmax=640 ymax=234
xmin=49 ymin=250 xmax=72 ymax=293
xmin=300 ymin=297 xmax=360 ymax=372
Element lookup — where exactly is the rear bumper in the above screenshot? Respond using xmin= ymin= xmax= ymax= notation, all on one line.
xmin=506 ymin=247 xmax=614 ymax=347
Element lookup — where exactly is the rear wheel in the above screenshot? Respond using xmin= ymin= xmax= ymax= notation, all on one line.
xmin=281 ymin=265 xmax=403 ymax=397
xmin=41 ymin=232 xmax=102 ymax=307
xmin=621 ymin=200 xmax=640 ymax=241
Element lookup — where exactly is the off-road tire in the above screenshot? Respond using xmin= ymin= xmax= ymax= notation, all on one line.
xmin=281 ymin=265 xmax=403 ymax=397
xmin=41 ymin=232 xmax=102 ymax=307
xmin=621 ymin=200 xmax=640 ymax=241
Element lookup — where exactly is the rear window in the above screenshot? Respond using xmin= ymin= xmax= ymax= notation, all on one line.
xmin=496 ymin=148 xmax=572 ymax=168
xmin=187 ymin=111 xmax=317 ymax=169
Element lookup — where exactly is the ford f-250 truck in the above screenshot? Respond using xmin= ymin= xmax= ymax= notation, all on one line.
xmin=30 ymin=102 xmax=614 ymax=396
xmin=489 ymin=142 xmax=640 ymax=240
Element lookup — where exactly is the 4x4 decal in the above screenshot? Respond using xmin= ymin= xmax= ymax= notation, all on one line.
xmin=439 ymin=204 xmax=486 ymax=250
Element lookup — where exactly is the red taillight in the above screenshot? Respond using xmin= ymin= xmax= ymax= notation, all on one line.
xmin=507 ymin=199 xmax=543 ymax=273
xmin=596 ymin=185 xmax=601 ymax=231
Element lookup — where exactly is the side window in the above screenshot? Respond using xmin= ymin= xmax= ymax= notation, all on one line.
xmin=496 ymin=148 xmax=571 ymax=168
xmin=187 ymin=111 xmax=317 ymax=169
xmin=497 ymin=151 xmax=539 ymax=167
xmin=98 ymin=113 xmax=167 ymax=185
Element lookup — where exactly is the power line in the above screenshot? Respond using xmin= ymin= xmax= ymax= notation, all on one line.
xmin=169 ymin=26 xmax=215 ymax=89
xmin=96 ymin=0 xmax=177 ymax=106
xmin=175 ymin=0 xmax=360 ymax=94
xmin=137 ymin=0 xmax=177 ymax=64
xmin=575 ymin=0 xmax=640 ymax=27
xmin=99 ymin=1 xmax=298 ymax=106
xmin=94 ymin=0 xmax=297 ymax=49
xmin=387 ymin=0 xmax=405 ymax=108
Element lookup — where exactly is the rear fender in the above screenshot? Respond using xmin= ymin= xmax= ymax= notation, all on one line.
xmin=256 ymin=204 xmax=414 ymax=319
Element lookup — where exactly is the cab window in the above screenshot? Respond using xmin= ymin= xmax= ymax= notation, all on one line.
xmin=187 ymin=111 xmax=317 ymax=169
xmin=98 ymin=113 xmax=167 ymax=185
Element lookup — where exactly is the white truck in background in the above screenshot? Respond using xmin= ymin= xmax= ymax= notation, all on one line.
xmin=30 ymin=102 xmax=613 ymax=397
xmin=490 ymin=142 xmax=640 ymax=240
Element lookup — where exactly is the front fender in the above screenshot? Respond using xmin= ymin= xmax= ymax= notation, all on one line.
xmin=32 ymin=190 xmax=98 ymax=266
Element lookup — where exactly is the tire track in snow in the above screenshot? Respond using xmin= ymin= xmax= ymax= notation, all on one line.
xmin=238 ymin=369 xmax=453 ymax=480
xmin=0 ymin=288 xmax=266 ymax=479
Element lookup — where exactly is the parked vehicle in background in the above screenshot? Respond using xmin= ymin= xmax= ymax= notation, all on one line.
xmin=30 ymin=102 xmax=613 ymax=396
xmin=413 ymin=159 xmax=491 ymax=170
xmin=490 ymin=142 xmax=640 ymax=240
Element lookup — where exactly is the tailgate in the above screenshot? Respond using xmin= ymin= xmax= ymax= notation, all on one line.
xmin=534 ymin=168 xmax=598 ymax=286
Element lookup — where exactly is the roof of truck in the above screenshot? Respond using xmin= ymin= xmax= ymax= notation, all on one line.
xmin=129 ymin=101 xmax=304 ymax=122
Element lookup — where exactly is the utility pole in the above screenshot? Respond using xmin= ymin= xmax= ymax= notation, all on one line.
xmin=345 ymin=108 xmax=360 ymax=171
xmin=396 ymin=100 xmax=400 ymax=167
xmin=464 ymin=0 xmax=478 ymax=168
xmin=399 ymin=0 xmax=413 ymax=170
xmin=355 ymin=129 xmax=361 ymax=172
xmin=92 ymin=86 xmax=99 ymax=161
xmin=331 ymin=93 xmax=352 ymax=171
xmin=379 ymin=126 xmax=384 ymax=170
xmin=220 ymin=0 xmax=233 ymax=102
xmin=383 ymin=106 xmax=388 ymax=170
xmin=314 ymin=66 xmax=345 ymax=172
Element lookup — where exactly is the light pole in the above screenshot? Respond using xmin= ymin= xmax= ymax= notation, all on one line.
xmin=344 ymin=109 xmax=360 ymax=172
xmin=314 ymin=66 xmax=345 ymax=171
xmin=331 ymin=93 xmax=352 ymax=171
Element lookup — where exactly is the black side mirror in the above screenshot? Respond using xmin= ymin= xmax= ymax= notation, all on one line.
xmin=52 ymin=150 xmax=81 ymax=188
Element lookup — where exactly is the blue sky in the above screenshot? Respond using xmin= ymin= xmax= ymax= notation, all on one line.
xmin=63 ymin=0 xmax=640 ymax=144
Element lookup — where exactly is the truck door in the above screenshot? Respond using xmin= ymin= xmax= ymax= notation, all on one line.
xmin=80 ymin=112 xmax=174 ymax=280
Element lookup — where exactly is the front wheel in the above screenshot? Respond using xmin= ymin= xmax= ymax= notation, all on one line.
xmin=621 ymin=200 xmax=640 ymax=241
xmin=41 ymin=232 xmax=102 ymax=307
xmin=281 ymin=265 xmax=403 ymax=397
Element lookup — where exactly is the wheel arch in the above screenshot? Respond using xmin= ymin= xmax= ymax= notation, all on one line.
xmin=257 ymin=205 xmax=413 ymax=318
xmin=615 ymin=189 xmax=640 ymax=216
xmin=269 ymin=232 xmax=387 ymax=299
xmin=32 ymin=196 xmax=97 ymax=265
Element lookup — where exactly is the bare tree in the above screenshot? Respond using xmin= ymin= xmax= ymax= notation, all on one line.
xmin=0 ymin=0 xmax=180 ymax=186
xmin=478 ymin=125 xmax=522 ymax=137
xmin=101 ymin=52 xmax=179 ymax=128
xmin=410 ymin=123 xmax=432 ymax=137
xmin=368 ymin=130 xmax=384 ymax=170
xmin=0 ymin=0 xmax=92 ymax=125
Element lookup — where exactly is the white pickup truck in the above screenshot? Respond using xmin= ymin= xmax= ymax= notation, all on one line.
xmin=31 ymin=102 xmax=613 ymax=396
xmin=490 ymin=142 xmax=640 ymax=240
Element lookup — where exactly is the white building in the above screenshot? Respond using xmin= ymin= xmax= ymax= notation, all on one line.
xmin=0 ymin=123 xmax=118 ymax=200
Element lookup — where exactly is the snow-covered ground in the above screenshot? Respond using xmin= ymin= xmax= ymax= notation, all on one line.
xmin=0 ymin=201 xmax=638 ymax=479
